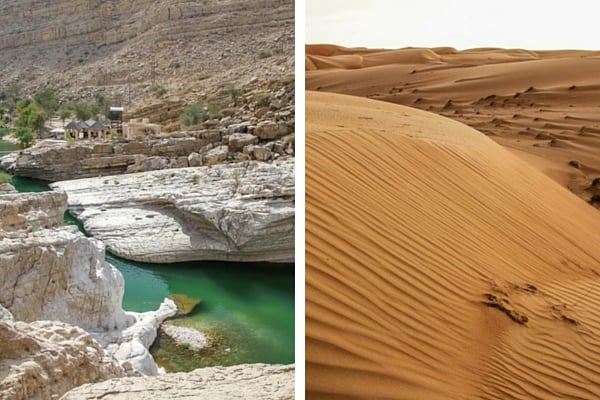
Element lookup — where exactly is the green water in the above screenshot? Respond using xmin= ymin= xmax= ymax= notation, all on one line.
xmin=7 ymin=162 xmax=295 ymax=371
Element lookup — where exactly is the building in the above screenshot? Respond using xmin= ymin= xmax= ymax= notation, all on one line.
xmin=64 ymin=119 xmax=111 ymax=140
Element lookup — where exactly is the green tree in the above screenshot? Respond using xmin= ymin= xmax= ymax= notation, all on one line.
xmin=95 ymin=93 xmax=110 ymax=117
xmin=180 ymin=102 xmax=208 ymax=126
xmin=14 ymin=126 xmax=34 ymax=148
xmin=73 ymin=102 xmax=99 ymax=121
xmin=15 ymin=102 xmax=47 ymax=137
xmin=59 ymin=107 xmax=72 ymax=127
xmin=33 ymin=87 xmax=59 ymax=114
xmin=0 ymin=84 xmax=21 ymax=119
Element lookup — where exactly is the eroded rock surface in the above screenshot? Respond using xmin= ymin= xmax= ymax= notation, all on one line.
xmin=61 ymin=363 xmax=295 ymax=400
xmin=0 ymin=320 xmax=124 ymax=400
xmin=0 ymin=191 xmax=176 ymax=395
xmin=50 ymin=158 xmax=294 ymax=263
xmin=0 ymin=192 xmax=131 ymax=331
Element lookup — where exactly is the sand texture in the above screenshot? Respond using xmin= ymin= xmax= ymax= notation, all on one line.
xmin=306 ymin=45 xmax=600 ymax=207
xmin=306 ymin=91 xmax=600 ymax=399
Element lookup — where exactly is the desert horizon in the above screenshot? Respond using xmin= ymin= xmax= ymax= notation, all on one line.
xmin=305 ymin=43 xmax=600 ymax=399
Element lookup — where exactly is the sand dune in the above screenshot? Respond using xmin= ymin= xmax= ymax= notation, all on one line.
xmin=306 ymin=91 xmax=600 ymax=399
xmin=306 ymin=45 xmax=600 ymax=207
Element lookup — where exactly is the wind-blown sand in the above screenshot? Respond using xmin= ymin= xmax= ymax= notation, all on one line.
xmin=306 ymin=91 xmax=600 ymax=399
xmin=306 ymin=45 xmax=600 ymax=207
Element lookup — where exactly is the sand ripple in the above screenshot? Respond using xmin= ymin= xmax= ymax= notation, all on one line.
xmin=306 ymin=91 xmax=600 ymax=399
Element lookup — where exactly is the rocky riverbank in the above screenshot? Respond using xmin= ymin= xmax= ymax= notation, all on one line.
xmin=50 ymin=158 xmax=294 ymax=263
xmin=0 ymin=189 xmax=177 ymax=399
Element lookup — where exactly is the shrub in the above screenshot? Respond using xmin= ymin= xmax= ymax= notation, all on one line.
xmin=150 ymin=84 xmax=167 ymax=97
xmin=224 ymin=82 xmax=241 ymax=104
xmin=0 ymin=171 xmax=12 ymax=184
xmin=285 ymin=133 xmax=295 ymax=145
xmin=190 ymin=174 xmax=200 ymax=184
xmin=108 ymin=130 xmax=123 ymax=141
xmin=258 ymin=50 xmax=272 ymax=59
xmin=180 ymin=102 xmax=208 ymax=126
xmin=255 ymin=92 xmax=272 ymax=107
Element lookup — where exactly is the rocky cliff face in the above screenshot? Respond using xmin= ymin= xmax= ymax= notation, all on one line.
xmin=50 ymin=158 xmax=295 ymax=263
xmin=0 ymin=0 xmax=294 ymax=111
xmin=61 ymin=363 xmax=295 ymax=400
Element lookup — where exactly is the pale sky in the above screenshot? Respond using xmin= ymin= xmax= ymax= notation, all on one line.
xmin=306 ymin=0 xmax=600 ymax=50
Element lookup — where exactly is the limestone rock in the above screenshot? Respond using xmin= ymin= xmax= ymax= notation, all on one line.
xmin=0 ymin=183 xmax=15 ymax=192
xmin=61 ymin=364 xmax=295 ymax=400
xmin=50 ymin=159 xmax=295 ymax=263
xmin=0 ymin=191 xmax=66 ymax=233
xmin=0 ymin=191 xmax=175 ymax=376
xmin=188 ymin=151 xmax=203 ymax=167
xmin=0 ymin=212 xmax=132 ymax=331
xmin=204 ymin=145 xmax=229 ymax=164
xmin=0 ymin=304 xmax=13 ymax=320
xmin=0 ymin=319 xmax=124 ymax=400
xmin=253 ymin=145 xmax=272 ymax=161
xmin=1 ymin=136 xmax=223 ymax=181
xmin=94 ymin=299 xmax=177 ymax=376
xmin=228 ymin=133 xmax=258 ymax=151
xmin=254 ymin=121 xmax=290 ymax=140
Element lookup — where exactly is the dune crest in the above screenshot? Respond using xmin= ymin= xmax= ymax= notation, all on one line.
xmin=306 ymin=46 xmax=600 ymax=206
xmin=306 ymin=91 xmax=600 ymax=399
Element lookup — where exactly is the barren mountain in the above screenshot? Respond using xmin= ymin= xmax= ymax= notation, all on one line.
xmin=0 ymin=0 xmax=294 ymax=120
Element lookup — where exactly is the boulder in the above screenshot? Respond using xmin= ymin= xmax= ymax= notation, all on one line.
xmin=228 ymin=133 xmax=258 ymax=152
xmin=253 ymin=145 xmax=272 ymax=161
xmin=204 ymin=145 xmax=229 ymax=165
xmin=188 ymin=152 xmax=203 ymax=167
xmin=254 ymin=121 xmax=290 ymax=140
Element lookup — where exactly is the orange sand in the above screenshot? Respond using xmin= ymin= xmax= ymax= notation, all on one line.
xmin=306 ymin=90 xmax=600 ymax=399
xmin=306 ymin=44 xmax=600 ymax=206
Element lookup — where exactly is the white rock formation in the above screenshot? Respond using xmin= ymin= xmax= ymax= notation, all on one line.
xmin=61 ymin=363 xmax=295 ymax=400
xmin=0 ymin=191 xmax=176 ymax=379
xmin=95 ymin=298 xmax=177 ymax=376
xmin=0 ymin=192 xmax=131 ymax=331
xmin=0 ymin=319 xmax=124 ymax=400
xmin=50 ymin=159 xmax=294 ymax=263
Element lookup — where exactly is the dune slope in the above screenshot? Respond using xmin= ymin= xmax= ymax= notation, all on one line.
xmin=306 ymin=91 xmax=600 ymax=399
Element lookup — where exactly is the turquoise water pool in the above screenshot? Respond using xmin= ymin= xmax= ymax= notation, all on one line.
xmin=5 ymin=146 xmax=295 ymax=371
